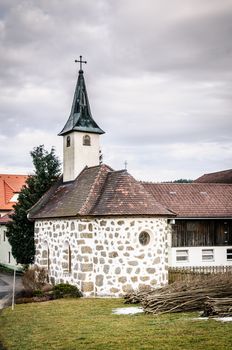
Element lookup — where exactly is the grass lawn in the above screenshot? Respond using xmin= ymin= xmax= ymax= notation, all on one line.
xmin=0 ymin=298 xmax=232 ymax=350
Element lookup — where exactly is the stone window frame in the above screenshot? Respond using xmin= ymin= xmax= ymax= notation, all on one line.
xmin=41 ymin=240 xmax=50 ymax=272
xmin=83 ymin=134 xmax=91 ymax=146
xmin=62 ymin=241 xmax=72 ymax=274
xmin=138 ymin=229 xmax=153 ymax=247
xmin=47 ymin=247 xmax=50 ymax=271
xmin=66 ymin=135 xmax=71 ymax=147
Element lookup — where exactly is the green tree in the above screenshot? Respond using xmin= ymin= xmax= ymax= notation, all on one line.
xmin=162 ymin=179 xmax=193 ymax=184
xmin=6 ymin=145 xmax=61 ymax=264
xmin=173 ymin=179 xmax=193 ymax=183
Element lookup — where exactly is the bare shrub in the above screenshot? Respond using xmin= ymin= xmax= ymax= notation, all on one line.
xmin=41 ymin=283 xmax=53 ymax=292
xmin=22 ymin=266 xmax=48 ymax=293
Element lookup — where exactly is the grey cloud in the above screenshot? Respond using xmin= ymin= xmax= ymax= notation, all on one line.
xmin=106 ymin=1 xmax=232 ymax=80
xmin=0 ymin=0 xmax=231 ymax=180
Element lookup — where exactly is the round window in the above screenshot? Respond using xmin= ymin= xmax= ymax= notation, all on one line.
xmin=139 ymin=231 xmax=150 ymax=246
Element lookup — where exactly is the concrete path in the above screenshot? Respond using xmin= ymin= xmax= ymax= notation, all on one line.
xmin=0 ymin=272 xmax=24 ymax=309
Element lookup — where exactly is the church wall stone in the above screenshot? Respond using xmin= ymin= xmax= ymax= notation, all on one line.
xmin=34 ymin=217 xmax=169 ymax=297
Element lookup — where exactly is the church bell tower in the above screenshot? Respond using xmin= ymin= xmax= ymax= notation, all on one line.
xmin=59 ymin=57 xmax=105 ymax=182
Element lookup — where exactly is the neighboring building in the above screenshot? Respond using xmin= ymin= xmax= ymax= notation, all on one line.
xmin=194 ymin=169 xmax=232 ymax=184
xmin=0 ymin=174 xmax=27 ymax=268
xmin=0 ymin=174 xmax=27 ymax=217
xmin=143 ymin=183 xmax=232 ymax=268
xmin=0 ymin=213 xmax=14 ymax=267
xmin=28 ymin=63 xmax=232 ymax=296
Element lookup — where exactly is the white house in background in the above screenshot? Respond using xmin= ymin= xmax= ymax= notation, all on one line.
xmin=0 ymin=213 xmax=15 ymax=267
xmin=27 ymin=62 xmax=232 ymax=296
xmin=0 ymin=174 xmax=27 ymax=268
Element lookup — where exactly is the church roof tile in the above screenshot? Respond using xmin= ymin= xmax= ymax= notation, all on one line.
xmin=28 ymin=165 xmax=173 ymax=219
xmin=91 ymin=170 xmax=173 ymax=216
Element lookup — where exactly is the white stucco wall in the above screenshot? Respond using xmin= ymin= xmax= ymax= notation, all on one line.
xmin=63 ymin=132 xmax=100 ymax=182
xmin=169 ymin=246 xmax=232 ymax=267
xmin=34 ymin=217 xmax=169 ymax=296
xmin=0 ymin=224 xmax=18 ymax=268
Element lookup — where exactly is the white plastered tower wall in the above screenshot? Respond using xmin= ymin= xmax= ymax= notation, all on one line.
xmin=63 ymin=132 xmax=100 ymax=182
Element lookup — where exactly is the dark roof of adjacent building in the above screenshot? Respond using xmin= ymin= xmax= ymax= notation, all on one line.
xmin=0 ymin=213 xmax=12 ymax=225
xmin=143 ymin=182 xmax=232 ymax=218
xmin=194 ymin=169 xmax=232 ymax=184
xmin=28 ymin=165 xmax=174 ymax=219
xmin=59 ymin=69 xmax=105 ymax=136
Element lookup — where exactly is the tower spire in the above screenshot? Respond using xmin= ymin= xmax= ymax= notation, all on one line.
xmin=59 ymin=58 xmax=104 ymax=136
xmin=59 ymin=58 xmax=105 ymax=182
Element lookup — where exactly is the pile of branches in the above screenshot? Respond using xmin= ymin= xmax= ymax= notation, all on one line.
xmin=124 ymin=274 xmax=232 ymax=315
xmin=203 ymin=297 xmax=232 ymax=317
xmin=124 ymin=288 xmax=155 ymax=304
xmin=123 ymin=277 xmax=196 ymax=304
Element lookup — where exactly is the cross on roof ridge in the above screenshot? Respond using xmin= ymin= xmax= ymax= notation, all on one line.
xmin=75 ymin=55 xmax=87 ymax=71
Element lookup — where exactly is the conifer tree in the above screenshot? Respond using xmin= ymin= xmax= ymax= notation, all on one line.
xmin=6 ymin=145 xmax=61 ymax=264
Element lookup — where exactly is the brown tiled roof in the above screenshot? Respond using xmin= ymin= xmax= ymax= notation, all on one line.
xmin=91 ymin=170 xmax=173 ymax=216
xmin=194 ymin=169 xmax=232 ymax=184
xmin=28 ymin=165 xmax=173 ymax=219
xmin=28 ymin=165 xmax=111 ymax=219
xmin=143 ymin=182 xmax=232 ymax=218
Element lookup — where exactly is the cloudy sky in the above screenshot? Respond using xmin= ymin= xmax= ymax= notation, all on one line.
xmin=0 ymin=0 xmax=232 ymax=181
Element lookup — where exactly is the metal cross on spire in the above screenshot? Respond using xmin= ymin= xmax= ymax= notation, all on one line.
xmin=75 ymin=55 xmax=87 ymax=71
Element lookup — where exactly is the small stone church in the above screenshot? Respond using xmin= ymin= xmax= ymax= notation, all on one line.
xmin=28 ymin=61 xmax=175 ymax=296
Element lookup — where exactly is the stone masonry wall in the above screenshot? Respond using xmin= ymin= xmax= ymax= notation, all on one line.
xmin=34 ymin=217 xmax=169 ymax=297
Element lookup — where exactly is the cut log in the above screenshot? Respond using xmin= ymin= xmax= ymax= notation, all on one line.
xmin=203 ymin=297 xmax=232 ymax=317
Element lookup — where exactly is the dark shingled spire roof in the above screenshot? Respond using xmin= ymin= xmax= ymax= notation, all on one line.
xmin=28 ymin=165 xmax=174 ymax=219
xmin=59 ymin=69 xmax=105 ymax=136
